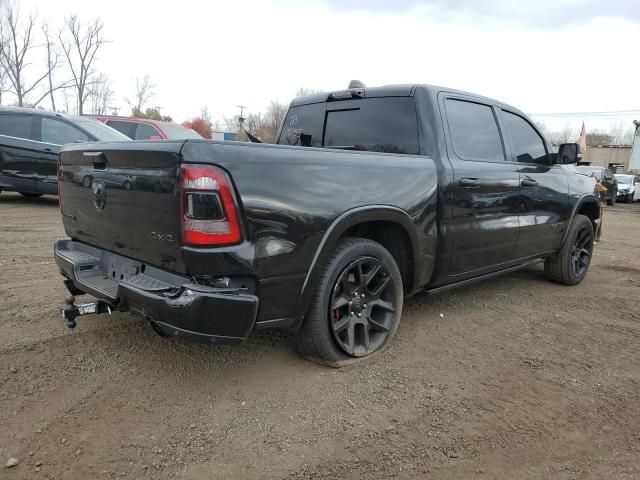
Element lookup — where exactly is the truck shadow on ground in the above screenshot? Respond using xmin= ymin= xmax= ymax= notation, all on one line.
xmin=73 ymin=264 xmax=550 ymax=378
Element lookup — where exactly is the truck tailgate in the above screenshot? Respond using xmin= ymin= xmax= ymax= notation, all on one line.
xmin=59 ymin=141 xmax=186 ymax=273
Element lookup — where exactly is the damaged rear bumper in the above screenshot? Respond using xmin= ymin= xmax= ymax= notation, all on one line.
xmin=54 ymin=239 xmax=259 ymax=343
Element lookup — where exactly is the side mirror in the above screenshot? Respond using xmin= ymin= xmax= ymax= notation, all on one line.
xmin=556 ymin=143 xmax=580 ymax=164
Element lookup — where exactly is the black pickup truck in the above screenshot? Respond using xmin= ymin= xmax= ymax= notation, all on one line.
xmin=54 ymin=84 xmax=599 ymax=366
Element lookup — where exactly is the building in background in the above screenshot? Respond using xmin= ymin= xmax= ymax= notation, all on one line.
xmin=629 ymin=120 xmax=640 ymax=174
xmin=580 ymin=146 xmax=632 ymax=173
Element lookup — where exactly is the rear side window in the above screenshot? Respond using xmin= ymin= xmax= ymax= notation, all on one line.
xmin=0 ymin=113 xmax=33 ymax=140
xmin=41 ymin=118 xmax=89 ymax=145
xmin=277 ymin=98 xmax=420 ymax=154
xmin=135 ymin=123 xmax=161 ymax=139
xmin=445 ymin=99 xmax=505 ymax=162
xmin=501 ymin=110 xmax=548 ymax=164
xmin=106 ymin=120 xmax=137 ymax=139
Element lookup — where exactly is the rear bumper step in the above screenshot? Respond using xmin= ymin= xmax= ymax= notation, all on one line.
xmin=54 ymin=239 xmax=259 ymax=343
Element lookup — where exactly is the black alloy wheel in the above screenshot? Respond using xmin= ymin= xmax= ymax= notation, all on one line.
xmin=329 ymin=256 xmax=397 ymax=357
xmin=295 ymin=238 xmax=403 ymax=367
xmin=545 ymin=214 xmax=594 ymax=286
xmin=570 ymin=223 xmax=593 ymax=279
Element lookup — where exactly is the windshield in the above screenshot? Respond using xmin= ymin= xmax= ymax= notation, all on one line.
xmin=614 ymin=174 xmax=634 ymax=184
xmin=73 ymin=117 xmax=131 ymax=141
xmin=160 ymin=124 xmax=203 ymax=139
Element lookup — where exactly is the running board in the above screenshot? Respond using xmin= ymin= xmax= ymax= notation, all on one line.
xmin=425 ymin=259 xmax=543 ymax=295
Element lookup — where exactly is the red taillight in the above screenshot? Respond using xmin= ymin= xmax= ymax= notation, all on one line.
xmin=180 ymin=165 xmax=241 ymax=246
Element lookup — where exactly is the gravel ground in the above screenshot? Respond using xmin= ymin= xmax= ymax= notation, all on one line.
xmin=1 ymin=191 xmax=639 ymax=480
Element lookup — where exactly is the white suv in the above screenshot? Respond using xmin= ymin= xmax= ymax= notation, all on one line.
xmin=614 ymin=174 xmax=639 ymax=203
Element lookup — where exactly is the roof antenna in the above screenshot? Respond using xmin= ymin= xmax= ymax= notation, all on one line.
xmin=348 ymin=80 xmax=365 ymax=89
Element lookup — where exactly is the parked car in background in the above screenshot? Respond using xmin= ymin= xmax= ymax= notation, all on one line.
xmin=576 ymin=165 xmax=618 ymax=205
xmin=0 ymin=107 xmax=130 ymax=198
xmin=613 ymin=174 xmax=638 ymax=203
xmin=90 ymin=116 xmax=203 ymax=140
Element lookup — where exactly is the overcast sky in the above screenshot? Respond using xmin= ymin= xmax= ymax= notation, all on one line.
xmin=13 ymin=0 xmax=640 ymax=133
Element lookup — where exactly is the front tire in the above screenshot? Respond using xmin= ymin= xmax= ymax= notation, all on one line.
xmin=295 ymin=238 xmax=403 ymax=367
xmin=545 ymin=214 xmax=594 ymax=286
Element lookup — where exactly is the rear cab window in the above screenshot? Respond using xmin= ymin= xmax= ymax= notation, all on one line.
xmin=277 ymin=97 xmax=420 ymax=155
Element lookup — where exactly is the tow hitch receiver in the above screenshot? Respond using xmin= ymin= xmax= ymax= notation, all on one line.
xmin=61 ymin=296 xmax=112 ymax=329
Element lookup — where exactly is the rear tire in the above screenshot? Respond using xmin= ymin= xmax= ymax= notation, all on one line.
xmin=627 ymin=193 xmax=634 ymax=203
xmin=545 ymin=214 xmax=594 ymax=286
xmin=19 ymin=192 xmax=43 ymax=198
xmin=295 ymin=238 xmax=403 ymax=367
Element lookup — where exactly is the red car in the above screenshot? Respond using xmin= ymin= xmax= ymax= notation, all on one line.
xmin=90 ymin=116 xmax=203 ymax=140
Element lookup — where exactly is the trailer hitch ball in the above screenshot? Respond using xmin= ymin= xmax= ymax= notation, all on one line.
xmin=62 ymin=296 xmax=79 ymax=329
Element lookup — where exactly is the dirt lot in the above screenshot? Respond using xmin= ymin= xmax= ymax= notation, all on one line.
xmin=1 ymin=191 xmax=639 ymax=480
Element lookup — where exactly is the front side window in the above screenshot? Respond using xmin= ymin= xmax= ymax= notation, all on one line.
xmin=445 ymin=99 xmax=505 ymax=162
xmin=0 ymin=114 xmax=33 ymax=139
xmin=41 ymin=118 xmax=89 ymax=145
xmin=502 ymin=111 xmax=548 ymax=164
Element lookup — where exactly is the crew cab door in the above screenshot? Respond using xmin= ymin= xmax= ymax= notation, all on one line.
xmin=498 ymin=109 xmax=570 ymax=257
xmin=0 ymin=112 xmax=41 ymax=194
xmin=440 ymin=96 xmax=521 ymax=275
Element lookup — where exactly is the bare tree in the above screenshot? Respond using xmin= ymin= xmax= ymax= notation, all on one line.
xmin=87 ymin=72 xmax=113 ymax=115
xmin=262 ymin=100 xmax=287 ymax=142
xmin=608 ymin=121 xmax=634 ymax=146
xmin=59 ymin=15 xmax=106 ymax=115
xmin=0 ymin=5 xmax=53 ymax=106
xmin=223 ymin=115 xmax=240 ymax=134
xmin=296 ymin=87 xmax=320 ymax=96
xmin=127 ymin=75 xmax=154 ymax=116
xmin=557 ymin=123 xmax=575 ymax=144
xmin=0 ymin=13 xmax=6 ymax=105
xmin=0 ymin=65 xmax=6 ymax=105
xmin=42 ymin=22 xmax=64 ymax=111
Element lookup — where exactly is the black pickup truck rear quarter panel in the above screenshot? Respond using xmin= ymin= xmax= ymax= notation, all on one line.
xmin=180 ymin=140 xmax=439 ymax=325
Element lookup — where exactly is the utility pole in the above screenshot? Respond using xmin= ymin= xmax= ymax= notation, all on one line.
xmin=237 ymin=105 xmax=247 ymax=134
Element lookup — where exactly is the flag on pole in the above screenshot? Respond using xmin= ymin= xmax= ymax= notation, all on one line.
xmin=577 ymin=122 xmax=587 ymax=154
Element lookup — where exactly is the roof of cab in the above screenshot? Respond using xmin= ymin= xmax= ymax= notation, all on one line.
xmin=289 ymin=84 xmax=520 ymax=114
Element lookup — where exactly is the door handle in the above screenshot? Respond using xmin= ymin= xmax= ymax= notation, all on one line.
xmin=458 ymin=178 xmax=480 ymax=187
xmin=521 ymin=178 xmax=538 ymax=187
